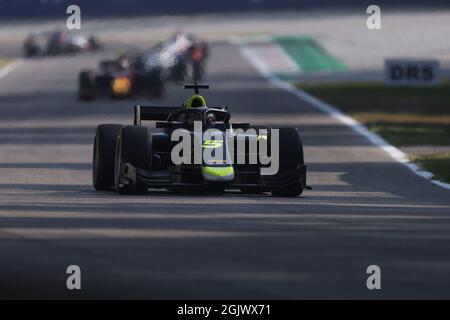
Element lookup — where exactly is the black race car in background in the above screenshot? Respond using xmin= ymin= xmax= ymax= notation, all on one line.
xmin=78 ymin=32 xmax=209 ymax=101
xmin=78 ymin=51 xmax=165 ymax=101
xmin=23 ymin=30 xmax=100 ymax=57
xmin=92 ymin=84 xmax=308 ymax=196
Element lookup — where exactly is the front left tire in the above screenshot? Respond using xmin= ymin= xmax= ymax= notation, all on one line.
xmin=115 ymin=126 xmax=152 ymax=194
xmin=93 ymin=124 xmax=122 ymax=190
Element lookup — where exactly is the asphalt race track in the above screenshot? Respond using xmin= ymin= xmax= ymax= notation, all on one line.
xmin=1 ymin=39 xmax=450 ymax=299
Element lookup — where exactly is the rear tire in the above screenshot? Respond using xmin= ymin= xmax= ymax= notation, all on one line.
xmin=23 ymin=43 xmax=40 ymax=58
xmin=146 ymin=69 xmax=165 ymax=100
xmin=271 ymin=127 xmax=305 ymax=197
xmin=115 ymin=126 xmax=152 ymax=194
xmin=88 ymin=36 xmax=101 ymax=51
xmin=78 ymin=70 xmax=96 ymax=101
xmin=171 ymin=62 xmax=187 ymax=83
xmin=93 ymin=124 xmax=122 ymax=191
xmin=193 ymin=62 xmax=204 ymax=82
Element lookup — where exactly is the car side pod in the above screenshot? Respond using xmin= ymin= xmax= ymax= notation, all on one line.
xmin=201 ymin=165 xmax=234 ymax=182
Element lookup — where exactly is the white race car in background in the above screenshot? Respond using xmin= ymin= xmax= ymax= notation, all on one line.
xmin=140 ymin=32 xmax=209 ymax=83
xmin=23 ymin=30 xmax=101 ymax=57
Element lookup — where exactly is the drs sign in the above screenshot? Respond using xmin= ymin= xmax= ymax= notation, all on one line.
xmin=384 ymin=59 xmax=440 ymax=86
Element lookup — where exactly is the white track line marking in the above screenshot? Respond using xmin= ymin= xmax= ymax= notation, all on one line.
xmin=0 ymin=59 xmax=23 ymax=80
xmin=238 ymin=44 xmax=450 ymax=191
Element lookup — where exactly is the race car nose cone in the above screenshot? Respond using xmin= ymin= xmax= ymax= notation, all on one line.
xmin=202 ymin=166 xmax=234 ymax=182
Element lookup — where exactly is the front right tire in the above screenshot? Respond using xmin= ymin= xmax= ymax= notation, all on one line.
xmin=270 ymin=127 xmax=305 ymax=197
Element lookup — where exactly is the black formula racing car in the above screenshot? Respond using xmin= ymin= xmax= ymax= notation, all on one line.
xmin=92 ymin=84 xmax=308 ymax=196
xmin=78 ymin=51 xmax=164 ymax=101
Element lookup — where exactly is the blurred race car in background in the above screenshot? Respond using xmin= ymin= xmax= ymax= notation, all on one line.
xmin=78 ymin=51 xmax=165 ymax=101
xmin=142 ymin=31 xmax=209 ymax=83
xmin=23 ymin=30 xmax=100 ymax=57
xmin=78 ymin=32 xmax=209 ymax=101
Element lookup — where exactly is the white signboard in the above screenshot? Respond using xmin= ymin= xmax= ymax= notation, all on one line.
xmin=384 ymin=59 xmax=440 ymax=86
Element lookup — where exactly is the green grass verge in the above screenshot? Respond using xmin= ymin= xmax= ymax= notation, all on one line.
xmin=300 ymin=82 xmax=450 ymax=146
xmin=300 ymin=82 xmax=450 ymax=115
xmin=367 ymin=123 xmax=450 ymax=146
xmin=299 ymin=82 xmax=450 ymax=183
xmin=413 ymin=153 xmax=450 ymax=183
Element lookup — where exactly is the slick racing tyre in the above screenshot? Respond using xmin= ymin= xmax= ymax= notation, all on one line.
xmin=192 ymin=62 xmax=204 ymax=82
xmin=144 ymin=70 xmax=165 ymax=100
xmin=115 ymin=126 xmax=152 ymax=194
xmin=78 ymin=70 xmax=96 ymax=101
xmin=23 ymin=42 xmax=40 ymax=58
xmin=271 ymin=127 xmax=305 ymax=197
xmin=88 ymin=36 xmax=101 ymax=51
xmin=93 ymin=124 xmax=122 ymax=191
xmin=171 ymin=62 xmax=187 ymax=83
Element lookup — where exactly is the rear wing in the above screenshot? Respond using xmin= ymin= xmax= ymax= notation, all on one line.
xmin=134 ymin=105 xmax=180 ymax=126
